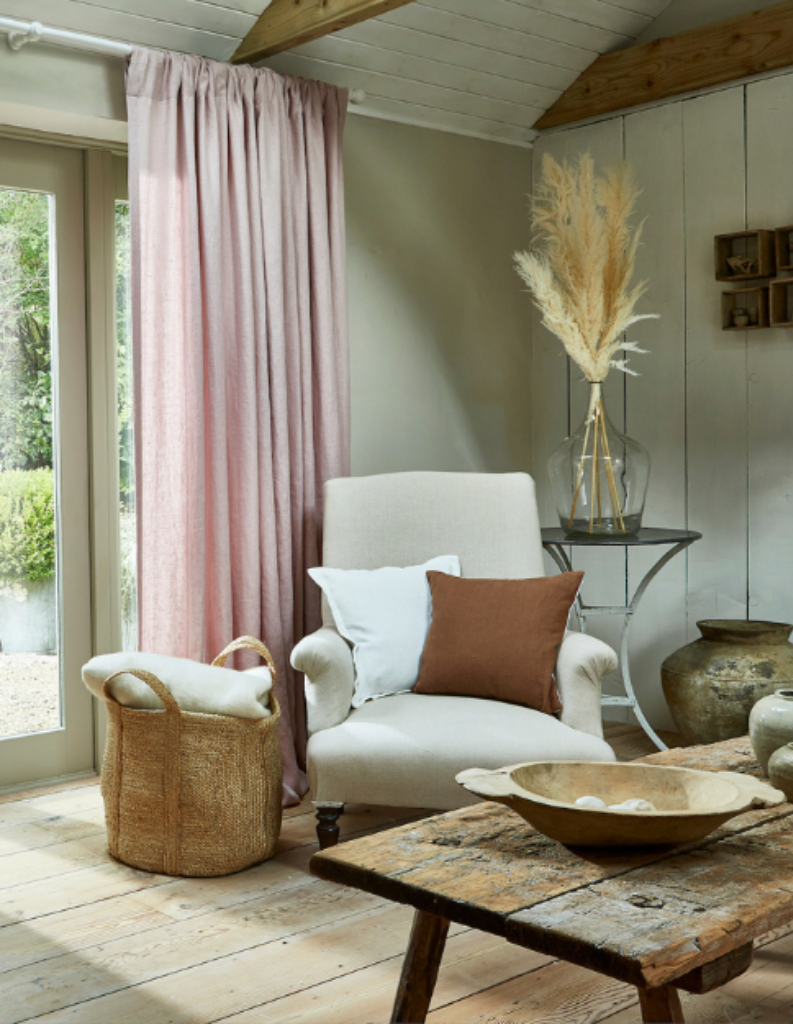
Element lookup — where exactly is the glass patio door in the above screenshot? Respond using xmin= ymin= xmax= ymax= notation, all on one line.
xmin=0 ymin=138 xmax=93 ymax=790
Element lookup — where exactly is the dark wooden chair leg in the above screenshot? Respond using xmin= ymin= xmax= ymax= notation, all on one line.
xmin=638 ymin=984 xmax=685 ymax=1023
xmin=391 ymin=909 xmax=450 ymax=1024
xmin=315 ymin=803 xmax=344 ymax=849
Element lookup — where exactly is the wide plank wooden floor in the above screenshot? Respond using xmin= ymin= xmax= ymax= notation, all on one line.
xmin=1 ymin=724 xmax=792 ymax=1024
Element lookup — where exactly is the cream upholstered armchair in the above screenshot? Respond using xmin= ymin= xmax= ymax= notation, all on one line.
xmin=291 ymin=471 xmax=618 ymax=847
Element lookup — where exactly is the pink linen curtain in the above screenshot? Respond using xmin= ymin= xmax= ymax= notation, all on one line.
xmin=126 ymin=48 xmax=350 ymax=804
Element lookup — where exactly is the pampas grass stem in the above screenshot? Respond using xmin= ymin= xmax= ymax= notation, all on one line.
xmin=516 ymin=152 xmax=657 ymax=532
xmin=567 ymin=382 xmax=628 ymax=532
xmin=515 ymin=152 xmax=658 ymax=386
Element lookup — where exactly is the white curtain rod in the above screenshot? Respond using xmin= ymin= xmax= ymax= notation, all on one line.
xmin=0 ymin=16 xmax=132 ymax=57
xmin=0 ymin=14 xmax=367 ymax=103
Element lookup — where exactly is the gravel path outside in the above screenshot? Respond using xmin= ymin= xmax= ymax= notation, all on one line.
xmin=0 ymin=653 xmax=59 ymax=738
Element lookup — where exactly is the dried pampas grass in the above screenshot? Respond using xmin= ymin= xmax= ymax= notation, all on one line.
xmin=514 ymin=152 xmax=657 ymax=382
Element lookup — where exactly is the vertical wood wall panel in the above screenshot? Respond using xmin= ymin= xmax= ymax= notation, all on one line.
xmin=683 ymin=89 xmax=748 ymax=630
xmin=533 ymin=70 xmax=793 ymax=734
xmin=746 ymin=76 xmax=793 ymax=623
xmin=625 ymin=102 xmax=687 ymax=730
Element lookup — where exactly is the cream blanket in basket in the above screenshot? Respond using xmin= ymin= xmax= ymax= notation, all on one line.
xmin=82 ymin=652 xmax=272 ymax=719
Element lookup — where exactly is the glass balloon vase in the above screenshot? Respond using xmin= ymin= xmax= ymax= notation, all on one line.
xmin=548 ymin=382 xmax=650 ymax=537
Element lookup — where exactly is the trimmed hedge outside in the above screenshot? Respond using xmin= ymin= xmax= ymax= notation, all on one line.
xmin=0 ymin=469 xmax=55 ymax=584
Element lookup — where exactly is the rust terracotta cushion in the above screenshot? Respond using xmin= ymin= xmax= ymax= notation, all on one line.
xmin=414 ymin=571 xmax=585 ymax=714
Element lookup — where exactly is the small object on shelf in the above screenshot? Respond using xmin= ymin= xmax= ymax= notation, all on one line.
xmin=721 ymin=287 xmax=769 ymax=330
xmin=726 ymin=256 xmax=757 ymax=276
xmin=769 ymin=278 xmax=793 ymax=327
xmin=775 ymin=225 xmax=793 ymax=271
xmin=715 ymin=229 xmax=775 ymax=281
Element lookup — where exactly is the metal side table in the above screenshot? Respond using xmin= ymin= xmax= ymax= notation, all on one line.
xmin=541 ymin=527 xmax=702 ymax=751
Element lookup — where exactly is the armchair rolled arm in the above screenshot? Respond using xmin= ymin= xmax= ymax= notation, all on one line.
xmin=556 ymin=631 xmax=618 ymax=739
xmin=291 ymin=627 xmax=354 ymax=736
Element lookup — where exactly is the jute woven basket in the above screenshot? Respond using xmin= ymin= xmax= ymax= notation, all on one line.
xmin=100 ymin=636 xmax=282 ymax=877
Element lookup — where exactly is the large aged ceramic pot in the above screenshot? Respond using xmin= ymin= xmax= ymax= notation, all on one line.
xmin=661 ymin=620 xmax=793 ymax=746
xmin=749 ymin=689 xmax=793 ymax=774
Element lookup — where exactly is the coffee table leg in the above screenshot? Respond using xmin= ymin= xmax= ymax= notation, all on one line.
xmin=390 ymin=909 xmax=450 ymax=1024
xmin=638 ymin=984 xmax=685 ymax=1023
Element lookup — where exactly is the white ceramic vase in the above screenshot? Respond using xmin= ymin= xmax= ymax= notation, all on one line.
xmin=768 ymin=742 xmax=793 ymax=801
xmin=749 ymin=688 xmax=793 ymax=774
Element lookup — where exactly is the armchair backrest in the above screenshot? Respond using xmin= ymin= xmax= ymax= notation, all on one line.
xmin=320 ymin=472 xmax=545 ymax=625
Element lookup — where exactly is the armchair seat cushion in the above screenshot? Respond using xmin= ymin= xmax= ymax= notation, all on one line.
xmin=307 ymin=692 xmax=616 ymax=809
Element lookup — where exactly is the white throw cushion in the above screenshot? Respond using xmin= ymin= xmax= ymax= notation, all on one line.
xmin=308 ymin=555 xmax=461 ymax=707
xmin=82 ymin=652 xmax=272 ymax=719
xmin=307 ymin=692 xmax=616 ymax=808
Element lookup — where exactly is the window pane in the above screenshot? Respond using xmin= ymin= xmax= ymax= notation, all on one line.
xmin=116 ymin=200 xmax=137 ymax=652
xmin=0 ymin=188 xmax=59 ymax=738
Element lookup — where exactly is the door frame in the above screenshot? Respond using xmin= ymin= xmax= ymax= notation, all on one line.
xmin=85 ymin=149 xmax=129 ymax=768
xmin=0 ymin=138 xmax=94 ymax=789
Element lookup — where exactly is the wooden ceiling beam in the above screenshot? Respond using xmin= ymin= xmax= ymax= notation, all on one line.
xmin=535 ymin=0 xmax=793 ymax=131
xmin=232 ymin=0 xmax=417 ymax=64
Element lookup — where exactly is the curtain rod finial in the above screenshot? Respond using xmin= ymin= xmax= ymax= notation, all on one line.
xmin=348 ymin=89 xmax=366 ymax=106
xmin=8 ymin=20 xmax=43 ymax=51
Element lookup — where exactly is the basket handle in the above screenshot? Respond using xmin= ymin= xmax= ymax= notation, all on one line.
xmin=101 ymin=668 xmax=181 ymax=715
xmin=212 ymin=636 xmax=277 ymax=683
xmin=101 ymin=667 xmax=183 ymax=876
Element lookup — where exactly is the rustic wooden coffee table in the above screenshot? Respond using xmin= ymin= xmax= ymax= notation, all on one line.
xmin=310 ymin=738 xmax=793 ymax=1024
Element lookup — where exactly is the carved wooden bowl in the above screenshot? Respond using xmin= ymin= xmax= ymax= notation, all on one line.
xmin=456 ymin=761 xmax=784 ymax=848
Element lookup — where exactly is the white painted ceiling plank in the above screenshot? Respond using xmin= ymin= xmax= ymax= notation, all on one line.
xmin=74 ymin=0 xmax=254 ymax=36
xmin=0 ymin=0 xmax=239 ymax=59
xmin=418 ymin=0 xmax=634 ymax=51
xmin=293 ymin=36 xmax=563 ymax=109
xmin=349 ymin=98 xmax=536 ymax=147
xmin=602 ymin=0 xmax=672 ymax=15
xmin=521 ymin=0 xmax=652 ymax=36
xmin=339 ymin=20 xmax=578 ymax=92
xmin=4 ymin=0 xmax=677 ymax=148
xmin=263 ymin=52 xmax=545 ymax=128
xmin=381 ymin=6 xmax=598 ymax=72
xmin=188 ymin=0 xmax=267 ymax=15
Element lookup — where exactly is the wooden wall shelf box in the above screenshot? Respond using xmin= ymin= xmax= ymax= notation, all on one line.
xmin=769 ymin=279 xmax=793 ymax=327
xmin=776 ymin=226 xmax=793 ymax=272
xmin=721 ymin=287 xmax=769 ymax=331
xmin=715 ymin=230 xmax=775 ymax=281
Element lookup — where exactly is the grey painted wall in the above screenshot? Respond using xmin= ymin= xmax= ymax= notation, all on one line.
xmin=344 ymin=115 xmax=533 ymax=477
